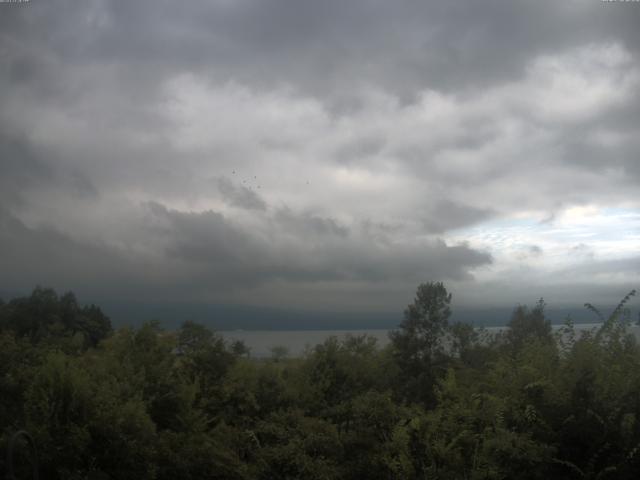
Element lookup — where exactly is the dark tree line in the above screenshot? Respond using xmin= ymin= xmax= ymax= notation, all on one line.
xmin=1 ymin=284 xmax=639 ymax=479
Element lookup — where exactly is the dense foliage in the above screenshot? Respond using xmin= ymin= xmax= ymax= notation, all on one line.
xmin=1 ymin=284 xmax=639 ymax=479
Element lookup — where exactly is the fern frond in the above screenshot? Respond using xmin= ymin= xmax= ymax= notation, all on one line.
xmin=608 ymin=289 xmax=636 ymax=322
xmin=595 ymin=465 xmax=617 ymax=480
xmin=551 ymin=457 xmax=584 ymax=477
xmin=584 ymin=303 xmax=604 ymax=323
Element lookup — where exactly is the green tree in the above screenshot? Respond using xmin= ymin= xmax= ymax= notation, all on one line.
xmin=505 ymin=299 xmax=552 ymax=352
xmin=0 ymin=287 xmax=111 ymax=349
xmin=390 ymin=281 xmax=452 ymax=406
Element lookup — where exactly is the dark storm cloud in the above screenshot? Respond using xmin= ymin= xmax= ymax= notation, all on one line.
xmin=0 ymin=133 xmax=53 ymax=206
xmin=561 ymin=127 xmax=640 ymax=182
xmin=274 ymin=208 xmax=349 ymax=239
xmin=145 ymin=201 xmax=256 ymax=267
xmin=122 ymin=1 xmax=631 ymax=97
xmin=4 ymin=200 xmax=493 ymax=306
xmin=0 ymin=133 xmax=99 ymax=207
xmin=2 ymin=0 xmax=639 ymax=99
xmin=0 ymin=209 xmax=144 ymax=297
xmin=144 ymin=201 xmax=492 ymax=287
xmin=0 ymin=0 xmax=638 ymax=313
xmin=422 ymin=200 xmax=495 ymax=234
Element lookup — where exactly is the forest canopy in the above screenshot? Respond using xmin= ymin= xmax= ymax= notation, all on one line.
xmin=1 ymin=284 xmax=639 ymax=480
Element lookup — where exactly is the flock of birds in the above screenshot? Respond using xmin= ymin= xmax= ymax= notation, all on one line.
xmin=232 ymin=170 xmax=261 ymax=190
xmin=231 ymin=169 xmax=309 ymax=191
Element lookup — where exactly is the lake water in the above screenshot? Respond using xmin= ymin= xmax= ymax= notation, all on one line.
xmin=222 ymin=324 xmax=640 ymax=358
xmin=222 ymin=329 xmax=391 ymax=357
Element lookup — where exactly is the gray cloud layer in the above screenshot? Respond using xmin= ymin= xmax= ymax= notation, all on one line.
xmin=1 ymin=0 xmax=639 ymax=316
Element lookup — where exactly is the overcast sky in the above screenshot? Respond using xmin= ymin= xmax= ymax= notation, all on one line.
xmin=1 ymin=0 xmax=639 ymax=325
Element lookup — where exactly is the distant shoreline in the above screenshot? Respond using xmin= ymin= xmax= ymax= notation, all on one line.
xmin=221 ymin=323 xmax=640 ymax=358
